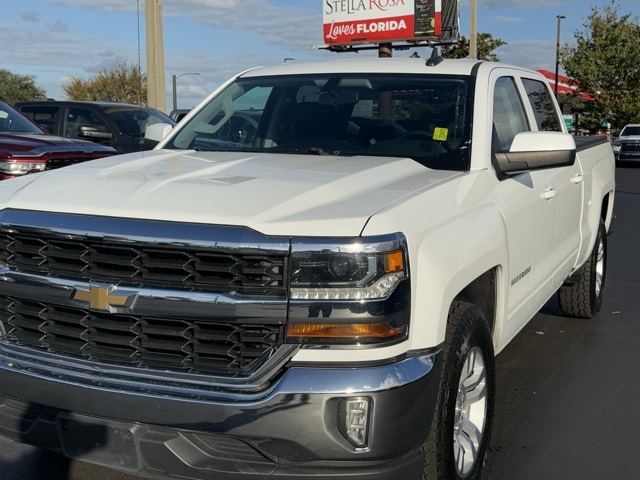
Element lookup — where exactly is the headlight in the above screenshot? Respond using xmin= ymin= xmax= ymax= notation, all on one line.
xmin=290 ymin=249 xmax=405 ymax=300
xmin=0 ymin=161 xmax=47 ymax=175
xmin=287 ymin=233 xmax=410 ymax=346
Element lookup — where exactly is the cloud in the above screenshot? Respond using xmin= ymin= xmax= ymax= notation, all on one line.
xmin=0 ymin=13 xmax=142 ymax=99
xmin=88 ymin=57 xmax=131 ymax=74
xmin=50 ymin=0 xmax=241 ymax=13
xmin=50 ymin=0 xmax=141 ymax=13
xmin=161 ymin=0 xmax=321 ymax=53
xmin=21 ymin=11 xmax=40 ymax=23
xmin=170 ymin=0 xmax=238 ymax=7
xmin=497 ymin=39 xmax=556 ymax=70
xmin=462 ymin=0 xmax=579 ymax=7
xmin=50 ymin=20 xmax=70 ymax=32
xmin=48 ymin=0 xmax=321 ymax=54
xmin=492 ymin=16 xmax=525 ymax=23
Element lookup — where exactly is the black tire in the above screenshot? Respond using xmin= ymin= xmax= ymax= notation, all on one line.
xmin=558 ymin=220 xmax=607 ymax=318
xmin=423 ymin=301 xmax=495 ymax=480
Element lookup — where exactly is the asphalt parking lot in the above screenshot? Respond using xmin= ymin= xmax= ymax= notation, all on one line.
xmin=0 ymin=164 xmax=637 ymax=480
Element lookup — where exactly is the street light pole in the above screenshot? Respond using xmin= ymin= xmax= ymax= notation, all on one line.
xmin=555 ymin=14 xmax=566 ymax=99
xmin=172 ymin=72 xmax=200 ymax=112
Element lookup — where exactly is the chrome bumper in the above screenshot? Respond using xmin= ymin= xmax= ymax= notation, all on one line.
xmin=0 ymin=349 xmax=440 ymax=479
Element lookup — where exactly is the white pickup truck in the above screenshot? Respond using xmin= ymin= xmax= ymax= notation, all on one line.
xmin=0 ymin=56 xmax=615 ymax=480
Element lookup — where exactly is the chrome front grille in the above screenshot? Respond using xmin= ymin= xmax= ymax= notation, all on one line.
xmin=0 ymin=230 xmax=286 ymax=293
xmin=43 ymin=158 xmax=86 ymax=170
xmin=0 ymin=210 xmax=292 ymax=383
xmin=621 ymin=142 xmax=640 ymax=153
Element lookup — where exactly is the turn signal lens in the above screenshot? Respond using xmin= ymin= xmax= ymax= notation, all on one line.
xmin=384 ymin=250 xmax=404 ymax=273
xmin=286 ymin=322 xmax=405 ymax=344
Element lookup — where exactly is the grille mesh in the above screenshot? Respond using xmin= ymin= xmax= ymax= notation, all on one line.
xmin=43 ymin=158 xmax=87 ymax=170
xmin=0 ymin=230 xmax=285 ymax=292
xmin=0 ymin=295 xmax=282 ymax=376
xmin=621 ymin=143 xmax=640 ymax=153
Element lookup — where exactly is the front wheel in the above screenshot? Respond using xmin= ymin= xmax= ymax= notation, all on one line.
xmin=423 ymin=302 xmax=495 ymax=480
xmin=558 ymin=220 xmax=607 ymax=318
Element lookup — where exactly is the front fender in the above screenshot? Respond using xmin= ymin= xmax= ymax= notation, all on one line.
xmin=363 ymin=170 xmax=508 ymax=351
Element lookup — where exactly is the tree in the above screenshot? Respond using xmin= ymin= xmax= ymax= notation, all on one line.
xmin=0 ymin=70 xmax=47 ymax=104
xmin=63 ymin=62 xmax=147 ymax=105
xmin=442 ymin=33 xmax=507 ymax=61
xmin=560 ymin=1 xmax=640 ymax=133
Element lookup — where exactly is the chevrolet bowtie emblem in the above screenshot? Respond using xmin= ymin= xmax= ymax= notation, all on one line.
xmin=72 ymin=286 xmax=131 ymax=311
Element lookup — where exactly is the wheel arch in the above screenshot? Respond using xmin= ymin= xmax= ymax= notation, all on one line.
xmin=405 ymin=191 xmax=508 ymax=353
xmin=601 ymin=190 xmax=614 ymax=233
xmin=452 ymin=268 xmax=498 ymax=334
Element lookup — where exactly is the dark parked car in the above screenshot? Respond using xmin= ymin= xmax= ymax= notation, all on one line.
xmin=0 ymin=101 xmax=117 ymax=180
xmin=14 ymin=101 xmax=176 ymax=154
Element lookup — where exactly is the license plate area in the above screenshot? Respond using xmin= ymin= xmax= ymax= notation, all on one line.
xmin=56 ymin=412 xmax=148 ymax=472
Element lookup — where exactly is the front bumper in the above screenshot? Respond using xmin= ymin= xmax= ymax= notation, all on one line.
xmin=615 ymin=143 xmax=640 ymax=162
xmin=0 ymin=348 xmax=440 ymax=480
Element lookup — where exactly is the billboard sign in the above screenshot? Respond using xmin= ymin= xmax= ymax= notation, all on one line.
xmin=323 ymin=0 xmax=457 ymax=46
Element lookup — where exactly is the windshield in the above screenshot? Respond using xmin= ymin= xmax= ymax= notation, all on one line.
xmin=104 ymin=107 xmax=175 ymax=137
xmin=0 ymin=102 xmax=44 ymax=134
xmin=620 ymin=126 xmax=640 ymax=137
xmin=165 ymin=73 xmax=474 ymax=171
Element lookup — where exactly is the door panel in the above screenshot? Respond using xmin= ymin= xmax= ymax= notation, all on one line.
xmin=491 ymin=75 xmax=556 ymax=325
xmin=521 ymin=78 xmax=583 ymax=277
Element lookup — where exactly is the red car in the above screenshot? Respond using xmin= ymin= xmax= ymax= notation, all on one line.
xmin=0 ymin=101 xmax=117 ymax=180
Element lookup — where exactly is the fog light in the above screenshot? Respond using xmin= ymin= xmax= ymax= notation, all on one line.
xmin=339 ymin=397 xmax=371 ymax=449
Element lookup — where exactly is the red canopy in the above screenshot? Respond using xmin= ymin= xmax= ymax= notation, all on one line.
xmin=536 ymin=70 xmax=593 ymax=100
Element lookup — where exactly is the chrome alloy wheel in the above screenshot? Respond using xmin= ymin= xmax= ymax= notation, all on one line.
xmin=453 ymin=346 xmax=488 ymax=478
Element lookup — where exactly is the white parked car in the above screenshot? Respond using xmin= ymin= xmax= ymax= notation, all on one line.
xmin=0 ymin=56 xmax=616 ymax=480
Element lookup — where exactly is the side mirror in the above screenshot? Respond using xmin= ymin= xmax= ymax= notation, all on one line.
xmin=145 ymin=123 xmax=173 ymax=143
xmin=494 ymin=131 xmax=576 ymax=177
xmin=78 ymin=125 xmax=113 ymax=140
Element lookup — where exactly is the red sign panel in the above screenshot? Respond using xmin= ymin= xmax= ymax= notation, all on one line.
xmin=323 ymin=0 xmax=450 ymax=46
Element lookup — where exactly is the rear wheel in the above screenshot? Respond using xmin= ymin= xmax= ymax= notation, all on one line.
xmin=423 ymin=302 xmax=495 ymax=480
xmin=558 ymin=220 xmax=607 ymax=318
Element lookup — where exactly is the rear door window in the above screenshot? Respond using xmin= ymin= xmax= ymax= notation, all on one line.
xmin=521 ymin=78 xmax=562 ymax=132
xmin=18 ymin=106 xmax=60 ymax=135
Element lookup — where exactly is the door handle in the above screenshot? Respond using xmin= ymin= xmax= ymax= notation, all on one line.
xmin=542 ymin=187 xmax=558 ymax=200
xmin=571 ymin=174 xmax=585 ymax=184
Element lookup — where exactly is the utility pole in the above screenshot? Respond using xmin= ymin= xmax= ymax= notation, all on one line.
xmin=469 ymin=0 xmax=477 ymax=59
xmin=146 ymin=0 xmax=166 ymax=112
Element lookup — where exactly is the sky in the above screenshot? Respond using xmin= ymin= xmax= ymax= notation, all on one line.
xmin=2 ymin=0 xmax=638 ymax=113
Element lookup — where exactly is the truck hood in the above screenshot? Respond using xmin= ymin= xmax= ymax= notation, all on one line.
xmin=0 ymin=133 xmax=114 ymax=154
xmin=0 ymin=149 xmax=462 ymax=236
xmin=617 ymin=135 xmax=640 ymax=142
